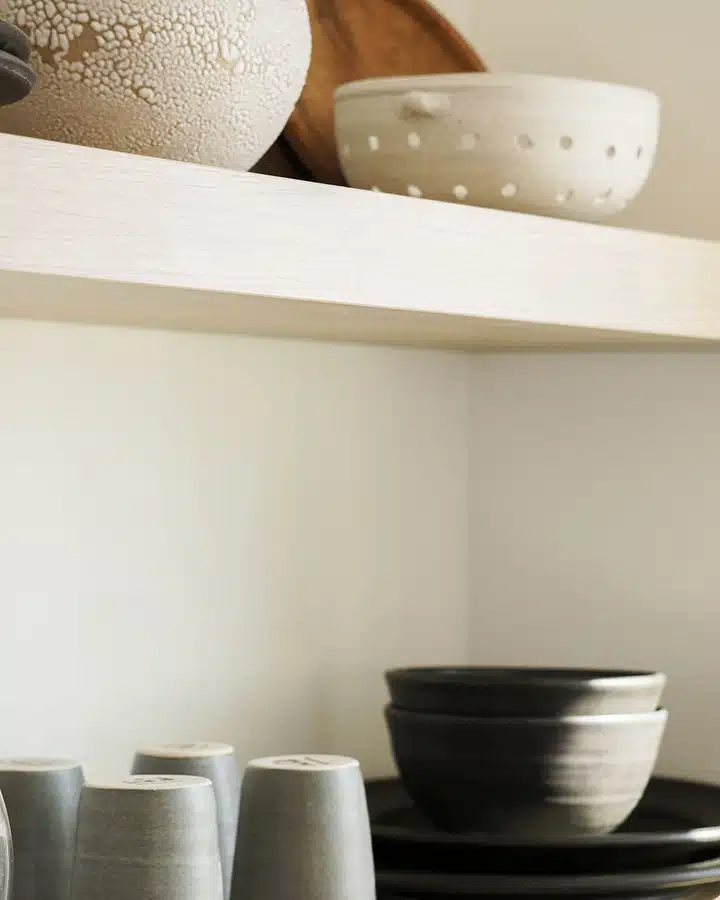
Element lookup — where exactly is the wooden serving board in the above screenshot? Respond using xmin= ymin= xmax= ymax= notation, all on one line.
xmin=283 ymin=0 xmax=487 ymax=185
xmin=251 ymin=136 xmax=316 ymax=182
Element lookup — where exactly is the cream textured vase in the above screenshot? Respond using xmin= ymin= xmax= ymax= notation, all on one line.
xmin=0 ymin=0 xmax=311 ymax=169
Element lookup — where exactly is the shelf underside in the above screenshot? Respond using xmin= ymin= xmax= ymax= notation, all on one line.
xmin=0 ymin=134 xmax=719 ymax=350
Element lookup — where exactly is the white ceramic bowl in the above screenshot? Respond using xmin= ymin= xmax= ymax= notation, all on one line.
xmin=334 ymin=73 xmax=660 ymax=221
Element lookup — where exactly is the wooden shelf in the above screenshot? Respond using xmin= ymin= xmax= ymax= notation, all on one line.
xmin=1 ymin=133 xmax=719 ymax=350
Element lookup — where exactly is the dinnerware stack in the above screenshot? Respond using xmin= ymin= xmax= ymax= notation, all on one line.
xmin=385 ymin=666 xmax=667 ymax=836
xmin=372 ymin=666 xmax=720 ymax=900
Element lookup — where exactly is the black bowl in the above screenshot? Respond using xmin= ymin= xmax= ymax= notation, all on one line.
xmin=385 ymin=705 xmax=667 ymax=837
xmin=385 ymin=667 xmax=666 ymax=717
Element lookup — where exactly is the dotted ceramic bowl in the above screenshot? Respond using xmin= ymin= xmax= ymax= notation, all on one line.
xmin=334 ymin=73 xmax=660 ymax=221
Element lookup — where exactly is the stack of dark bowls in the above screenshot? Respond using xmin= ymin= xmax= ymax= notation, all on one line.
xmin=0 ymin=20 xmax=35 ymax=109
xmin=368 ymin=666 xmax=720 ymax=900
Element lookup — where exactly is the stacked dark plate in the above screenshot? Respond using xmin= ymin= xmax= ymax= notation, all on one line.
xmin=0 ymin=20 xmax=35 ymax=108
xmin=371 ymin=667 xmax=720 ymax=900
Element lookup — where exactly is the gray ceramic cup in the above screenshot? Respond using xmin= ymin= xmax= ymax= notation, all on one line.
xmin=0 ymin=758 xmax=84 ymax=900
xmin=131 ymin=742 xmax=240 ymax=900
xmin=70 ymin=775 xmax=224 ymax=900
xmin=231 ymin=755 xmax=375 ymax=900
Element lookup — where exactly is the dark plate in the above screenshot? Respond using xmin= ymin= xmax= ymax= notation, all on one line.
xmin=368 ymin=778 xmax=720 ymax=874
xmin=378 ymin=894 xmax=717 ymax=900
xmin=375 ymin=860 xmax=720 ymax=898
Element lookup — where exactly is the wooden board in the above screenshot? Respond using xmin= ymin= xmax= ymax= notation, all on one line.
xmin=251 ymin=137 xmax=316 ymax=182
xmin=284 ymin=0 xmax=486 ymax=185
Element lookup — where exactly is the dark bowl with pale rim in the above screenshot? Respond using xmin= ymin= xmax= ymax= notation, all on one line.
xmin=385 ymin=704 xmax=668 ymax=837
xmin=385 ymin=667 xmax=666 ymax=718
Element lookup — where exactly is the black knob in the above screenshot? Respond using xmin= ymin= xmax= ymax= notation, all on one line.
xmin=0 ymin=50 xmax=35 ymax=107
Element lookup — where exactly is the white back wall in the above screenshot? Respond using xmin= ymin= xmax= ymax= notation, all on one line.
xmin=0 ymin=321 xmax=469 ymax=778
xmin=440 ymin=0 xmax=720 ymax=779
xmin=2 ymin=0 xmax=719 ymax=783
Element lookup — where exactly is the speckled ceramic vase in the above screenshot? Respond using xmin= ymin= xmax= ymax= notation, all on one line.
xmin=230 ymin=755 xmax=376 ymax=900
xmin=0 ymin=0 xmax=311 ymax=169
xmin=131 ymin=743 xmax=240 ymax=900
xmin=0 ymin=758 xmax=84 ymax=900
xmin=70 ymin=775 xmax=224 ymax=900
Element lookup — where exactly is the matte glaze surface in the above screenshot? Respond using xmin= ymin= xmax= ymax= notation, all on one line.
xmin=71 ymin=775 xmax=223 ymax=900
xmin=385 ymin=667 xmax=666 ymax=717
xmin=0 ymin=759 xmax=83 ymax=900
xmin=385 ymin=706 xmax=667 ymax=836
xmin=132 ymin=743 xmax=240 ymax=900
xmin=231 ymin=755 xmax=375 ymax=900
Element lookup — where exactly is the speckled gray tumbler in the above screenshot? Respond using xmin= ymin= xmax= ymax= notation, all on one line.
xmin=70 ymin=775 xmax=224 ymax=900
xmin=0 ymin=758 xmax=83 ymax=900
xmin=230 ymin=755 xmax=376 ymax=900
xmin=131 ymin=742 xmax=240 ymax=900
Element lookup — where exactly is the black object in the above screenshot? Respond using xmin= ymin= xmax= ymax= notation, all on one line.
xmin=0 ymin=50 xmax=35 ymax=106
xmin=367 ymin=777 xmax=720 ymax=874
xmin=375 ymin=858 xmax=720 ymax=898
xmin=0 ymin=20 xmax=34 ymax=108
xmin=384 ymin=704 xmax=665 ymax=837
xmin=0 ymin=20 xmax=31 ymax=62
xmin=385 ymin=667 xmax=666 ymax=718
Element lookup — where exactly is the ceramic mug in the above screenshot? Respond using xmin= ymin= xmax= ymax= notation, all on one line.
xmin=231 ymin=754 xmax=375 ymax=900
xmin=131 ymin=742 xmax=240 ymax=900
xmin=71 ymin=774 xmax=224 ymax=900
xmin=0 ymin=758 xmax=84 ymax=900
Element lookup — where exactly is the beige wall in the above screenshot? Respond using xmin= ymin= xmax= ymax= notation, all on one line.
xmin=0 ymin=1 xmax=718 ymax=781
xmin=438 ymin=0 xmax=718 ymax=241
xmin=441 ymin=0 xmax=720 ymax=779
xmin=0 ymin=322 xmax=469 ymax=778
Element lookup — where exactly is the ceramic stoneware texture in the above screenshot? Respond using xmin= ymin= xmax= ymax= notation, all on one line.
xmin=0 ymin=759 xmax=84 ymax=900
xmin=385 ymin=667 xmax=667 ymax=717
xmin=70 ymin=775 xmax=224 ymax=900
xmin=0 ymin=0 xmax=311 ymax=170
xmin=132 ymin=743 xmax=240 ymax=900
xmin=335 ymin=73 xmax=660 ymax=221
xmin=385 ymin=706 xmax=668 ymax=837
xmin=231 ymin=755 xmax=375 ymax=900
